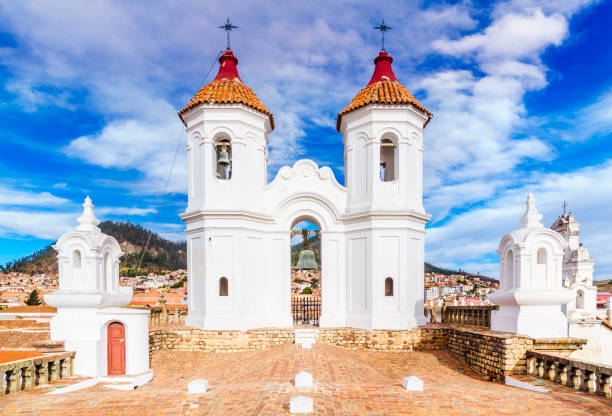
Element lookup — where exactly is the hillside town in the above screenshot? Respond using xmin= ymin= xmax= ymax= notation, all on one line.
xmin=0 ymin=270 xmax=187 ymax=308
xmin=424 ymin=272 xmax=499 ymax=306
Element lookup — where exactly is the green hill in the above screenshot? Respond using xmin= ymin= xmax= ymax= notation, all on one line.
xmin=1 ymin=221 xmax=186 ymax=277
xmin=3 ymin=222 xmax=496 ymax=281
xmin=595 ymin=279 xmax=612 ymax=293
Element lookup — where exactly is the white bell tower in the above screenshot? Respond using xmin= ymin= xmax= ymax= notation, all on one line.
xmin=337 ymin=50 xmax=432 ymax=329
xmin=179 ymin=48 xmax=277 ymax=329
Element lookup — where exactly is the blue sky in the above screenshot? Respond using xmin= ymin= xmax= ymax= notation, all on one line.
xmin=1 ymin=1 xmax=611 ymax=280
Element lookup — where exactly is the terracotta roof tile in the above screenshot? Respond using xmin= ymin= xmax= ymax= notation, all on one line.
xmin=0 ymin=330 xmax=49 ymax=349
xmin=337 ymin=52 xmax=431 ymax=131
xmin=0 ymin=305 xmax=56 ymax=313
xmin=0 ymin=350 xmax=43 ymax=364
xmin=179 ymin=50 xmax=274 ymax=130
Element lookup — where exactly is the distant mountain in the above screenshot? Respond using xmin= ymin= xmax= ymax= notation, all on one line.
xmin=595 ymin=279 xmax=612 ymax=293
xmin=1 ymin=221 xmax=186 ymax=277
xmin=3 ymin=221 xmax=495 ymax=281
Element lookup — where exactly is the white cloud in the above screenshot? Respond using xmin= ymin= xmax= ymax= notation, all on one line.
xmin=432 ymin=9 xmax=568 ymax=61
xmin=96 ymin=207 xmax=156 ymax=216
xmin=426 ymin=160 xmax=612 ymax=280
xmin=0 ymin=209 xmax=76 ymax=240
xmin=0 ymin=184 xmax=68 ymax=206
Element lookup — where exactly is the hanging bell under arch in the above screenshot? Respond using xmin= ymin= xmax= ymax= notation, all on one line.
xmin=295 ymin=229 xmax=318 ymax=270
xmin=217 ymin=143 xmax=231 ymax=166
xmin=296 ymin=249 xmax=318 ymax=270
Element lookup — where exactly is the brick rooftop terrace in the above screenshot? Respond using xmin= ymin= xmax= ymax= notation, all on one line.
xmin=1 ymin=344 xmax=609 ymax=415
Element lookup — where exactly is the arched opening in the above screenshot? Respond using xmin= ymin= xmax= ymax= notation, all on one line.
xmin=380 ymin=138 xmax=397 ymax=182
xmin=107 ymin=321 xmax=125 ymax=376
xmin=215 ymin=138 xmax=232 ymax=180
xmin=72 ymin=249 xmax=82 ymax=285
xmin=73 ymin=250 xmax=82 ymax=268
xmin=103 ymin=252 xmax=113 ymax=292
xmin=535 ymin=247 xmax=547 ymax=287
xmin=504 ymin=250 xmax=514 ymax=290
xmin=385 ymin=277 xmax=394 ymax=296
xmin=219 ymin=277 xmax=228 ymax=296
xmin=576 ymin=289 xmax=585 ymax=309
xmin=290 ymin=219 xmax=321 ymax=326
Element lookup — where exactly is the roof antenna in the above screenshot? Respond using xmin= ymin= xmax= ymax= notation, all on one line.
xmin=374 ymin=19 xmax=393 ymax=52
xmin=562 ymin=201 xmax=568 ymax=215
xmin=218 ymin=17 xmax=239 ymax=50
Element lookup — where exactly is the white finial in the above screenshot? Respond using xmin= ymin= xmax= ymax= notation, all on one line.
xmin=76 ymin=196 xmax=101 ymax=233
xmin=520 ymin=193 xmax=543 ymax=229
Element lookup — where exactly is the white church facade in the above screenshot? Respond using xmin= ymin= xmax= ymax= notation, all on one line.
xmin=179 ymin=49 xmax=432 ymax=330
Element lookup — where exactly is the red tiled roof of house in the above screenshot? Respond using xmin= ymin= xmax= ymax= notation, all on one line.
xmin=178 ymin=50 xmax=274 ymax=130
xmin=0 ymin=350 xmax=43 ymax=364
xmin=0 ymin=320 xmax=49 ymax=330
xmin=0 ymin=305 xmax=56 ymax=313
xmin=337 ymin=51 xmax=431 ymax=131
xmin=0 ymin=331 xmax=49 ymax=349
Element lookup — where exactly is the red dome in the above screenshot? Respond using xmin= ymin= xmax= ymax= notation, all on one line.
xmin=179 ymin=50 xmax=274 ymax=130
xmin=337 ymin=51 xmax=431 ymax=131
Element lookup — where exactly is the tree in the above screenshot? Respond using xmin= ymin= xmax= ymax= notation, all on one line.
xmin=25 ymin=289 xmax=42 ymax=306
xmin=301 ymin=287 xmax=312 ymax=295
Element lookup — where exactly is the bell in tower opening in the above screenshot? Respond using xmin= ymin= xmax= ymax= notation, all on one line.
xmin=296 ymin=229 xmax=318 ymax=270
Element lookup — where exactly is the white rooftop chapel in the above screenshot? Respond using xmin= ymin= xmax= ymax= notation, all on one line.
xmin=489 ymin=194 xmax=572 ymax=338
xmin=45 ymin=197 xmax=150 ymax=377
xmin=180 ymin=45 xmax=432 ymax=330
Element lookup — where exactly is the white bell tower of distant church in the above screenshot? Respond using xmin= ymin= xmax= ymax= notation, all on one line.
xmin=180 ymin=25 xmax=432 ymax=330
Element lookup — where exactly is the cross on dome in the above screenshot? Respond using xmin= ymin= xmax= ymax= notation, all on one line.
xmin=218 ymin=17 xmax=239 ymax=50
xmin=374 ymin=19 xmax=393 ymax=52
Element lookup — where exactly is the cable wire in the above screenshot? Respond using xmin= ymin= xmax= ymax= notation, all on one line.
xmin=134 ymin=50 xmax=224 ymax=277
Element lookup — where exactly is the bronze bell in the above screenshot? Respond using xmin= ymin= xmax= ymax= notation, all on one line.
xmin=296 ymin=229 xmax=318 ymax=270
xmin=218 ymin=143 xmax=230 ymax=166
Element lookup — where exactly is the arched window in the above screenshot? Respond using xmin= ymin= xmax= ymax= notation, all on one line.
xmin=73 ymin=250 xmax=82 ymax=268
xmin=215 ymin=139 xmax=232 ymax=180
xmin=537 ymin=248 xmax=547 ymax=264
xmin=219 ymin=277 xmax=228 ymax=296
xmin=380 ymin=139 xmax=396 ymax=182
xmin=504 ymin=250 xmax=514 ymax=290
xmin=535 ymin=248 xmax=548 ymax=287
xmin=104 ymin=252 xmax=113 ymax=292
xmin=576 ymin=290 xmax=585 ymax=309
xmin=385 ymin=277 xmax=394 ymax=296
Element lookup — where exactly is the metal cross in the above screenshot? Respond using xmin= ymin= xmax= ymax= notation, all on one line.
xmin=374 ymin=19 xmax=393 ymax=51
xmin=218 ymin=17 xmax=239 ymax=50
xmin=562 ymin=201 xmax=568 ymax=214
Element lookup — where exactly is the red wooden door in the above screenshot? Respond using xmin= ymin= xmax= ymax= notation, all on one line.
xmin=107 ymin=322 xmax=125 ymax=376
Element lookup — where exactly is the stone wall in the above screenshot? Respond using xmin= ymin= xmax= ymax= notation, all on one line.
xmin=149 ymin=327 xmax=294 ymax=356
xmin=448 ymin=327 xmax=533 ymax=381
xmin=317 ymin=326 xmax=449 ymax=350
xmin=532 ymin=338 xmax=587 ymax=356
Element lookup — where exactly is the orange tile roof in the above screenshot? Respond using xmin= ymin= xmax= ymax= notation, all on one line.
xmin=0 ymin=350 xmax=43 ymax=364
xmin=0 ymin=320 xmax=49 ymax=330
xmin=0 ymin=305 xmax=56 ymax=313
xmin=336 ymin=52 xmax=432 ymax=131
xmin=0 ymin=331 xmax=49 ymax=349
xmin=179 ymin=50 xmax=274 ymax=130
